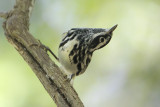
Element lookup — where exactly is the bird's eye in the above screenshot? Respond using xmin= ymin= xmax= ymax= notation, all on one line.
xmin=99 ymin=37 xmax=105 ymax=43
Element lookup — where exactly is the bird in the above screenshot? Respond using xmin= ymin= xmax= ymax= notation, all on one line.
xmin=56 ymin=24 xmax=118 ymax=84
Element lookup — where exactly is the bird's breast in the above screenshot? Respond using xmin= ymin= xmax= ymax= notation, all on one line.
xmin=58 ymin=40 xmax=79 ymax=74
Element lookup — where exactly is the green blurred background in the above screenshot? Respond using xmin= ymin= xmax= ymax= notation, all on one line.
xmin=0 ymin=0 xmax=160 ymax=107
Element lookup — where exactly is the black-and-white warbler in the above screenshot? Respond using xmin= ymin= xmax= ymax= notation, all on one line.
xmin=43 ymin=24 xmax=117 ymax=84
xmin=57 ymin=25 xmax=117 ymax=83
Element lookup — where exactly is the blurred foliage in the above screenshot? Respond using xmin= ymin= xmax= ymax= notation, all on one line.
xmin=0 ymin=0 xmax=160 ymax=107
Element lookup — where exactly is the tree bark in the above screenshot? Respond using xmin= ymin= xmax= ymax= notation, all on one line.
xmin=0 ymin=0 xmax=84 ymax=107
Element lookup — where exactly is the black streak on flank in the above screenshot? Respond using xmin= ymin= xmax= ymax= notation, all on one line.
xmin=76 ymin=63 xmax=82 ymax=76
xmin=77 ymin=63 xmax=82 ymax=71
xmin=86 ymin=57 xmax=91 ymax=66
xmin=78 ymin=56 xmax=81 ymax=62
xmin=69 ymin=44 xmax=77 ymax=56
xmin=73 ymin=44 xmax=77 ymax=50
xmin=76 ymin=45 xmax=82 ymax=62
xmin=82 ymin=49 xmax=85 ymax=59
xmin=73 ymin=55 xmax=78 ymax=64
xmin=69 ymin=50 xmax=74 ymax=56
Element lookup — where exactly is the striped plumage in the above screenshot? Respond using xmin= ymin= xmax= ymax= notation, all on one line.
xmin=58 ymin=25 xmax=117 ymax=80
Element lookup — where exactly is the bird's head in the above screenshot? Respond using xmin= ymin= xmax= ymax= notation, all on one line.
xmin=89 ymin=24 xmax=118 ymax=52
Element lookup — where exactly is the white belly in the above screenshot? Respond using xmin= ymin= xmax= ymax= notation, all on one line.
xmin=58 ymin=40 xmax=79 ymax=75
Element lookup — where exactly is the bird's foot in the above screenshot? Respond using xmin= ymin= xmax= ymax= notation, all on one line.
xmin=29 ymin=40 xmax=59 ymax=61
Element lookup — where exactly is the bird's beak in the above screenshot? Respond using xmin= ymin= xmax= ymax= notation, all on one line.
xmin=108 ymin=24 xmax=118 ymax=34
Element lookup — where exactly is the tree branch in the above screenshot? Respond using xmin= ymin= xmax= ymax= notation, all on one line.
xmin=1 ymin=0 xmax=84 ymax=107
